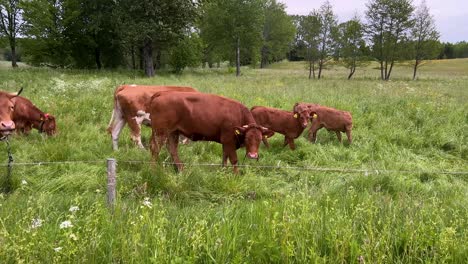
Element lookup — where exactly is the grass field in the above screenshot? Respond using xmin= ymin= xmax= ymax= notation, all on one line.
xmin=0 ymin=59 xmax=467 ymax=263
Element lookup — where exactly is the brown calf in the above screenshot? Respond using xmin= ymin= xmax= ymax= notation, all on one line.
xmin=149 ymin=92 xmax=274 ymax=173
xmin=294 ymin=103 xmax=353 ymax=144
xmin=251 ymin=105 xmax=310 ymax=150
xmin=12 ymin=96 xmax=57 ymax=135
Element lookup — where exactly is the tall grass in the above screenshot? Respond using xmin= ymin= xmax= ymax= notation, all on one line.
xmin=0 ymin=60 xmax=467 ymax=263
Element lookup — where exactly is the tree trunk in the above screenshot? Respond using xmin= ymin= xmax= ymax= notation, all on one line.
xmin=308 ymin=60 xmax=312 ymax=79
xmin=380 ymin=60 xmax=384 ymax=80
xmin=139 ymin=46 xmax=144 ymax=70
xmin=318 ymin=59 xmax=323 ymax=79
xmin=348 ymin=67 xmax=355 ymax=80
xmin=143 ymin=39 xmax=155 ymax=77
xmin=154 ymin=49 xmax=161 ymax=70
xmin=412 ymin=59 xmax=419 ymax=80
xmin=260 ymin=45 xmax=268 ymax=69
xmin=95 ymin=47 xmax=102 ymax=70
xmin=236 ymin=37 xmax=240 ymax=77
xmin=386 ymin=60 xmax=395 ymax=80
xmin=9 ymin=42 xmax=18 ymax=68
xmin=131 ymin=45 xmax=136 ymax=70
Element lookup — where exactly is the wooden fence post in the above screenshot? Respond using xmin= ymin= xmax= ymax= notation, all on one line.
xmin=107 ymin=158 xmax=116 ymax=209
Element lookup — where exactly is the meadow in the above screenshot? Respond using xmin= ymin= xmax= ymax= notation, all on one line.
xmin=0 ymin=59 xmax=467 ymax=263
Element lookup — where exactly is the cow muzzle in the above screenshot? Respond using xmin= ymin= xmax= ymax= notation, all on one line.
xmin=0 ymin=121 xmax=15 ymax=136
xmin=247 ymin=152 xmax=258 ymax=160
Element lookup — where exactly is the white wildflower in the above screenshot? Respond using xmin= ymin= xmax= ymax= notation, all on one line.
xmin=54 ymin=247 xmax=62 ymax=252
xmin=69 ymin=233 xmax=78 ymax=241
xmin=31 ymin=218 xmax=43 ymax=229
xmin=21 ymin=180 xmax=27 ymax=185
xmin=95 ymin=189 xmax=101 ymax=193
xmin=59 ymin=220 xmax=73 ymax=229
xmin=69 ymin=206 xmax=79 ymax=213
xmin=142 ymin=197 xmax=152 ymax=208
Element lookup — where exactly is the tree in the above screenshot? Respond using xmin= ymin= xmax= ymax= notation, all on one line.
xmin=21 ymin=0 xmax=72 ymax=67
xmin=365 ymin=0 xmax=415 ymax=80
xmin=316 ymin=0 xmax=338 ymax=79
xmin=169 ymin=32 xmax=203 ymax=73
xmin=260 ymin=0 xmax=295 ymax=68
xmin=63 ymin=0 xmax=123 ymax=69
xmin=115 ymin=0 xmax=198 ymax=77
xmin=334 ymin=16 xmax=370 ymax=79
xmin=199 ymin=0 xmax=265 ymax=76
xmin=296 ymin=12 xmax=321 ymax=79
xmin=0 ymin=0 xmax=23 ymax=67
xmin=410 ymin=0 xmax=440 ymax=80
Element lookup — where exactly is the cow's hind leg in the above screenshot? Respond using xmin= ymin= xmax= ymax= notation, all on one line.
xmin=110 ymin=118 xmax=126 ymax=150
xmin=126 ymin=116 xmax=144 ymax=149
xmin=150 ymin=129 xmax=167 ymax=162
xmin=168 ymin=131 xmax=183 ymax=172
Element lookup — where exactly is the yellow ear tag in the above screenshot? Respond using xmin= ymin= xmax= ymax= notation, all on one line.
xmin=264 ymin=135 xmax=268 ymax=138
xmin=293 ymin=113 xmax=298 ymax=118
xmin=312 ymin=114 xmax=318 ymax=119
xmin=235 ymin=129 xmax=240 ymax=135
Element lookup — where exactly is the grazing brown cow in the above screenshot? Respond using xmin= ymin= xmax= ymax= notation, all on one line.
xmin=294 ymin=103 xmax=353 ymax=144
xmin=250 ymin=105 xmax=310 ymax=150
xmin=12 ymin=96 xmax=57 ymax=135
xmin=107 ymin=84 xmax=198 ymax=150
xmin=149 ymin=92 xmax=274 ymax=173
xmin=0 ymin=88 xmax=23 ymax=137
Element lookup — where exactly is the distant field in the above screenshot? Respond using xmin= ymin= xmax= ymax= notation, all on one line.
xmin=0 ymin=59 xmax=467 ymax=263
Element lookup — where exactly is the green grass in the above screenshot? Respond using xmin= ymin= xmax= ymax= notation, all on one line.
xmin=0 ymin=59 xmax=467 ymax=263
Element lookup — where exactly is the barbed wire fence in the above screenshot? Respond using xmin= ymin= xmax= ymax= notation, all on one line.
xmin=2 ymin=145 xmax=467 ymax=207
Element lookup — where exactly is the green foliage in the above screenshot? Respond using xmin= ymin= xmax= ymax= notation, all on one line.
xmin=365 ymin=0 xmax=415 ymax=80
xmin=169 ymin=33 xmax=203 ymax=73
xmin=260 ymin=0 xmax=296 ymax=68
xmin=0 ymin=59 xmax=467 ymax=262
xmin=199 ymin=0 xmax=265 ymax=73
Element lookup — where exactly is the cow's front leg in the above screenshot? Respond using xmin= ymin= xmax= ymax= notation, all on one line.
xmin=335 ymin=131 xmax=342 ymax=142
xmin=227 ymin=148 xmax=239 ymax=174
xmin=150 ymin=129 xmax=167 ymax=163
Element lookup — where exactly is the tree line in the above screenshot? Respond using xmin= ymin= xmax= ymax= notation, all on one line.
xmin=0 ymin=0 xmax=461 ymax=80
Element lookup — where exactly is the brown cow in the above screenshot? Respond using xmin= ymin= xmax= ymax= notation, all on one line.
xmin=148 ymin=92 xmax=274 ymax=173
xmin=0 ymin=88 xmax=23 ymax=137
xmin=107 ymin=84 xmax=198 ymax=150
xmin=12 ymin=96 xmax=57 ymax=135
xmin=294 ymin=103 xmax=353 ymax=144
xmin=250 ymin=105 xmax=310 ymax=150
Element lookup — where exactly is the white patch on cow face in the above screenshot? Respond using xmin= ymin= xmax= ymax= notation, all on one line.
xmin=130 ymin=84 xmax=137 ymax=87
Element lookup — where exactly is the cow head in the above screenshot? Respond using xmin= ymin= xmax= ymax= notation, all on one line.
xmin=293 ymin=103 xmax=310 ymax=128
xmin=39 ymin=113 xmax=57 ymax=135
xmin=234 ymin=124 xmax=274 ymax=159
xmin=0 ymin=88 xmax=23 ymax=137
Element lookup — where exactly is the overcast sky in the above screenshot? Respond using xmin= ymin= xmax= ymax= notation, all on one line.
xmin=279 ymin=0 xmax=468 ymax=43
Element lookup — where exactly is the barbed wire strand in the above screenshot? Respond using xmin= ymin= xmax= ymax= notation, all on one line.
xmin=0 ymin=159 xmax=467 ymax=175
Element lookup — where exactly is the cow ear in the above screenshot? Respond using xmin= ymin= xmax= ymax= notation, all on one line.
xmin=234 ymin=126 xmax=247 ymax=135
xmin=261 ymin=127 xmax=275 ymax=138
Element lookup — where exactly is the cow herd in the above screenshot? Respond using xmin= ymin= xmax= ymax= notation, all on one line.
xmin=0 ymin=85 xmax=352 ymax=173
xmin=107 ymin=85 xmax=353 ymax=173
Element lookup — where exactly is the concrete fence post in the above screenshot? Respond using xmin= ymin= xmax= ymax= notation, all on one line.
xmin=106 ymin=158 xmax=116 ymax=210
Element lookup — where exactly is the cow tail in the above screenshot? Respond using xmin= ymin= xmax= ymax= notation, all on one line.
xmin=107 ymin=95 xmax=122 ymax=134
